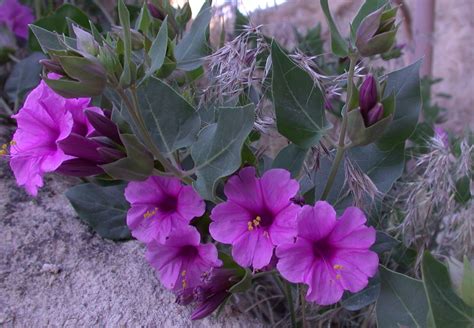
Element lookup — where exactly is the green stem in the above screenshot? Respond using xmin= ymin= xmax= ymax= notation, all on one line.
xmin=320 ymin=54 xmax=357 ymax=200
xmin=284 ymin=280 xmax=297 ymax=328
xmin=300 ymin=284 xmax=307 ymax=328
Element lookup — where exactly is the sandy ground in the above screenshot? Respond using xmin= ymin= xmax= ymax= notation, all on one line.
xmin=0 ymin=125 xmax=259 ymax=327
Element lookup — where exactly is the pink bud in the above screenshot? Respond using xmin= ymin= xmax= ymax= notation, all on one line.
xmin=365 ymin=103 xmax=384 ymax=126
xmin=359 ymin=74 xmax=378 ymax=116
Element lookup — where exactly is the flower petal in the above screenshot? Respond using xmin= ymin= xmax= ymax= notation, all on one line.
xmin=330 ymin=207 xmax=367 ymax=241
xmin=232 ymin=231 xmax=273 ymax=269
xmin=223 ymin=167 xmax=263 ymax=212
xmin=146 ymin=242 xmax=182 ymax=290
xmin=260 ymin=169 xmax=299 ymax=212
xmin=297 ymin=202 xmax=337 ymax=242
xmin=333 ymin=249 xmax=379 ymax=287
xmin=268 ymin=204 xmax=300 ymax=245
xmin=305 ymin=262 xmax=344 ymax=305
xmin=210 ymin=202 xmax=252 ymax=244
xmin=124 ymin=177 xmax=164 ymax=205
xmin=330 ymin=226 xmax=376 ymax=250
xmin=177 ymin=185 xmax=205 ymax=220
xmin=276 ymin=238 xmax=313 ymax=283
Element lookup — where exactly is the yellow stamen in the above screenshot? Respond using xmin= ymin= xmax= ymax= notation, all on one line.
xmin=0 ymin=150 xmax=6 ymax=156
xmin=255 ymin=216 xmax=261 ymax=222
xmin=9 ymin=140 xmax=16 ymax=146
xmin=1 ymin=144 xmax=7 ymax=150
xmin=143 ymin=207 xmax=158 ymax=219
xmin=182 ymin=279 xmax=187 ymax=288
xmin=336 ymin=274 xmax=342 ymax=280
xmin=181 ymin=270 xmax=186 ymax=277
xmin=333 ymin=264 xmax=343 ymax=270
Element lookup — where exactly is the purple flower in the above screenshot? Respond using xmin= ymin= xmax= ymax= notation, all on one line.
xmin=146 ymin=226 xmax=222 ymax=291
xmin=176 ymin=268 xmax=242 ymax=320
xmin=9 ymin=77 xmax=101 ymax=196
xmin=276 ymin=201 xmax=379 ymax=305
xmin=0 ymin=0 xmax=34 ymax=39
xmin=210 ymin=167 xmax=300 ymax=269
xmin=365 ymin=102 xmax=384 ymax=126
xmin=124 ymin=176 xmax=205 ymax=243
xmin=359 ymin=74 xmax=378 ymax=117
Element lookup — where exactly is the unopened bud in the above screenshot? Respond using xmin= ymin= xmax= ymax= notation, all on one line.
xmin=355 ymin=6 xmax=398 ymax=57
xmin=359 ymin=74 xmax=378 ymax=116
xmin=39 ymin=59 xmax=65 ymax=75
xmin=148 ymin=3 xmax=166 ymax=20
xmin=176 ymin=2 xmax=192 ymax=27
xmin=365 ymin=103 xmax=384 ymax=126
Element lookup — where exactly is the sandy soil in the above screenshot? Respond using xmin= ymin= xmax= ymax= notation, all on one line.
xmin=0 ymin=125 xmax=259 ymax=327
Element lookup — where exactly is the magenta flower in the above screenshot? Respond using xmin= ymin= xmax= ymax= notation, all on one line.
xmin=124 ymin=176 xmax=205 ymax=243
xmin=209 ymin=167 xmax=300 ymax=269
xmin=146 ymin=226 xmax=222 ymax=291
xmin=9 ymin=78 xmax=101 ymax=196
xmin=0 ymin=0 xmax=34 ymax=39
xmin=276 ymin=201 xmax=378 ymax=305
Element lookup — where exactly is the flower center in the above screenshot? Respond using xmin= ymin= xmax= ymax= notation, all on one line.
xmin=312 ymin=238 xmax=336 ymax=261
xmin=158 ymin=194 xmax=178 ymax=213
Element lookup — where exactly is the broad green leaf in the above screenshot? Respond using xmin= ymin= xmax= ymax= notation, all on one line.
xmin=174 ymin=1 xmax=212 ymax=70
xmin=462 ymin=257 xmax=474 ymax=307
xmin=320 ymin=0 xmax=348 ymax=57
xmin=272 ymin=143 xmax=308 ymax=178
xmin=135 ymin=3 xmax=152 ymax=33
xmin=136 ymin=77 xmax=200 ymax=153
xmin=65 ymin=183 xmax=131 ymax=240
xmin=4 ymin=52 xmax=45 ymax=106
xmin=376 ymin=266 xmax=429 ymax=328
xmin=422 ymin=252 xmax=474 ymax=328
xmin=342 ymin=276 xmax=380 ymax=311
xmin=351 ymin=0 xmax=389 ymax=40
xmin=192 ymin=104 xmax=255 ymax=200
xmin=28 ymin=4 xmax=90 ymax=51
xmin=271 ymin=41 xmax=329 ymax=148
xmin=100 ymin=134 xmax=154 ymax=181
xmin=29 ymin=25 xmax=74 ymax=52
xmin=371 ymin=231 xmax=400 ymax=254
xmin=378 ymin=60 xmax=422 ymax=148
xmin=145 ymin=16 xmax=168 ymax=79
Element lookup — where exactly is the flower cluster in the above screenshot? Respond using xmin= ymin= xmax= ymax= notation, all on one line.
xmin=123 ymin=166 xmax=378 ymax=312
xmin=0 ymin=0 xmax=34 ymax=39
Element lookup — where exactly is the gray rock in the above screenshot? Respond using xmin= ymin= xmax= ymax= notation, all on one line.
xmin=0 ymin=127 xmax=261 ymax=328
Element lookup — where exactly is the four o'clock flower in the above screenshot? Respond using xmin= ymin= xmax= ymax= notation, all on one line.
xmin=146 ymin=226 xmax=222 ymax=291
xmin=210 ymin=167 xmax=300 ymax=269
xmin=9 ymin=76 xmax=103 ymax=196
xmin=0 ymin=0 xmax=34 ymax=39
xmin=276 ymin=201 xmax=378 ymax=305
xmin=124 ymin=176 xmax=205 ymax=243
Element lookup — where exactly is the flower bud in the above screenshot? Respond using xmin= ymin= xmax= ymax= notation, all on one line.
xmin=39 ymin=58 xmax=66 ymax=75
xmin=355 ymin=6 xmax=398 ymax=57
xmin=176 ymin=2 xmax=192 ymax=27
xmin=359 ymin=74 xmax=378 ymax=115
xmin=365 ymin=103 xmax=384 ymax=126
xmin=148 ymin=3 xmax=166 ymax=20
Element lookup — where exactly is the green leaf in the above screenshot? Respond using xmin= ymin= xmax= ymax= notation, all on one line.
xmin=136 ymin=77 xmax=200 ymax=154
xmin=29 ymin=25 xmax=74 ymax=52
xmin=192 ymin=104 xmax=255 ymax=200
xmin=422 ymin=252 xmax=474 ymax=328
xmin=454 ymin=176 xmax=471 ymax=204
xmin=462 ymin=257 xmax=474 ymax=307
xmin=136 ymin=3 xmax=152 ymax=33
xmin=342 ymin=276 xmax=380 ymax=311
xmin=371 ymin=231 xmax=400 ymax=254
xmin=145 ymin=16 xmax=168 ymax=79
xmin=351 ymin=0 xmax=389 ymax=40
xmin=65 ymin=183 xmax=131 ymax=240
xmin=272 ymin=143 xmax=308 ymax=178
xmin=28 ymin=4 xmax=90 ymax=52
xmin=376 ymin=266 xmax=429 ymax=328
xmin=320 ymin=0 xmax=348 ymax=56
xmin=100 ymin=134 xmax=154 ymax=181
xmin=378 ymin=60 xmax=422 ymax=148
xmin=118 ymin=0 xmax=132 ymax=87
xmin=4 ymin=52 xmax=46 ymax=105
xmin=174 ymin=1 xmax=212 ymax=71
xmin=271 ymin=41 xmax=329 ymax=148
